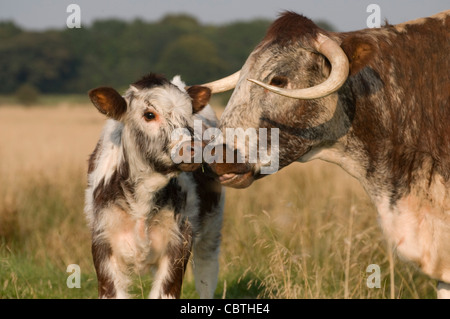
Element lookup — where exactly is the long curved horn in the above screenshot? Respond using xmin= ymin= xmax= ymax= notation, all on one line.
xmin=248 ymin=34 xmax=349 ymax=100
xmin=197 ymin=70 xmax=241 ymax=93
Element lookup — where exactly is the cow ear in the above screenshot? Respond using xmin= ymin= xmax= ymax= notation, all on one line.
xmin=88 ymin=87 xmax=127 ymax=120
xmin=187 ymin=85 xmax=211 ymax=114
xmin=340 ymin=36 xmax=376 ymax=76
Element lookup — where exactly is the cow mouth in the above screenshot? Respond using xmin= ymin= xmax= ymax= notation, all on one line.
xmin=218 ymin=171 xmax=255 ymax=188
xmin=207 ymin=157 xmax=258 ymax=188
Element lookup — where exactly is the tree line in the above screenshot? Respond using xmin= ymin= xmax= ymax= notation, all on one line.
xmin=0 ymin=14 xmax=334 ymax=94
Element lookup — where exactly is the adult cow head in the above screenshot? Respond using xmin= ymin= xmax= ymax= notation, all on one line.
xmin=201 ymin=12 xmax=375 ymax=188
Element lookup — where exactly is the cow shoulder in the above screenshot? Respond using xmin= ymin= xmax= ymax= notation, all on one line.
xmin=340 ymin=34 xmax=377 ymax=76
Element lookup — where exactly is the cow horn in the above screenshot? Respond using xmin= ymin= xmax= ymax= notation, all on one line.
xmin=192 ymin=70 xmax=241 ymax=94
xmin=248 ymin=34 xmax=349 ymax=100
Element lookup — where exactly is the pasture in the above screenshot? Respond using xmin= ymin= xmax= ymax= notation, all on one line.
xmin=0 ymin=98 xmax=437 ymax=298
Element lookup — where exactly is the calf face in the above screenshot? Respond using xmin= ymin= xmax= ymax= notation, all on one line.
xmin=88 ymin=74 xmax=211 ymax=174
xmin=85 ymin=74 xmax=223 ymax=299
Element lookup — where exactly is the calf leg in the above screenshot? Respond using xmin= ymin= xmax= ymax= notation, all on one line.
xmin=92 ymin=237 xmax=131 ymax=299
xmin=149 ymin=221 xmax=193 ymax=299
xmin=437 ymin=281 xmax=450 ymax=299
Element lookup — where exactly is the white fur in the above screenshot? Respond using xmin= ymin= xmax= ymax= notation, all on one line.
xmin=312 ymin=141 xmax=450 ymax=297
xmin=91 ymin=120 xmax=124 ymax=188
xmin=170 ymin=75 xmax=187 ymax=92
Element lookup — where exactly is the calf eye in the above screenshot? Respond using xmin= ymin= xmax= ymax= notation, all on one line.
xmin=269 ymin=76 xmax=288 ymax=88
xmin=143 ymin=112 xmax=156 ymax=121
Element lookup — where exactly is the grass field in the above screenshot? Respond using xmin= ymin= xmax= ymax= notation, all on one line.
xmin=0 ymin=98 xmax=438 ymax=299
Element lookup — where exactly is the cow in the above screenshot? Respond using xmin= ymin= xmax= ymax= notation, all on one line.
xmin=198 ymin=10 xmax=450 ymax=298
xmin=84 ymin=73 xmax=223 ymax=299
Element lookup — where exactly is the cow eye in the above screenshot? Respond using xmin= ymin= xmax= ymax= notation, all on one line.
xmin=143 ymin=112 xmax=156 ymax=121
xmin=269 ymin=76 xmax=288 ymax=88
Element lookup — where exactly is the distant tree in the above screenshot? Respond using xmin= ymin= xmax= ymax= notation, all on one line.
xmin=156 ymin=35 xmax=226 ymax=84
xmin=15 ymin=83 xmax=40 ymax=105
xmin=0 ymin=31 xmax=76 ymax=93
xmin=159 ymin=14 xmax=200 ymax=31
xmin=0 ymin=14 xmax=336 ymax=94
xmin=0 ymin=21 xmax=22 ymax=39
xmin=211 ymin=19 xmax=271 ymax=72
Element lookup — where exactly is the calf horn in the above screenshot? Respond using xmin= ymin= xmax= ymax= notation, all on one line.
xmin=248 ymin=33 xmax=349 ymax=100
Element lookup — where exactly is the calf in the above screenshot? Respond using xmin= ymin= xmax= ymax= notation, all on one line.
xmin=84 ymin=73 xmax=223 ymax=299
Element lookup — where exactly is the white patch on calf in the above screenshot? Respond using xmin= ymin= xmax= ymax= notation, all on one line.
xmin=91 ymin=120 xmax=124 ymax=188
xmin=170 ymin=75 xmax=187 ymax=92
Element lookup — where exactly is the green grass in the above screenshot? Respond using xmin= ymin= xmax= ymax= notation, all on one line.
xmin=0 ymin=163 xmax=438 ymax=299
xmin=0 ymin=246 xmax=264 ymax=299
xmin=0 ymin=248 xmax=97 ymax=299
xmin=0 ymin=172 xmax=263 ymax=299
xmin=0 ymin=103 xmax=439 ymax=299
xmin=0 ymin=165 xmax=439 ymax=299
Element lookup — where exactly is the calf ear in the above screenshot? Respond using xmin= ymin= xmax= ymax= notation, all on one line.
xmin=340 ymin=36 xmax=376 ymax=76
xmin=187 ymin=86 xmax=211 ymax=114
xmin=88 ymin=87 xmax=127 ymax=120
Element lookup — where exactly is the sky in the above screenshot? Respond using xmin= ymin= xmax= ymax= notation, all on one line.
xmin=0 ymin=0 xmax=448 ymax=32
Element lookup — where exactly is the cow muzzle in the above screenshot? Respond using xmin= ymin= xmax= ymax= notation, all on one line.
xmin=218 ymin=171 xmax=255 ymax=188
xmin=208 ymin=161 xmax=256 ymax=188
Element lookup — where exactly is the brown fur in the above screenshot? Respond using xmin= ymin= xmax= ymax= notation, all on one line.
xmin=88 ymin=87 xmax=128 ymax=120
xmin=214 ymin=10 xmax=450 ymax=288
xmin=91 ymin=238 xmax=115 ymax=298
xmin=263 ymin=11 xmax=320 ymax=48
xmin=340 ymin=36 xmax=377 ymax=76
xmin=132 ymin=73 xmax=170 ymax=90
xmin=339 ymin=13 xmax=450 ymax=202
xmin=162 ymin=219 xmax=193 ymax=298
xmin=187 ymin=86 xmax=212 ymax=113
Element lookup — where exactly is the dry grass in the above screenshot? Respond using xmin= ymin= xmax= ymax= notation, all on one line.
xmin=0 ymin=102 xmax=437 ymax=298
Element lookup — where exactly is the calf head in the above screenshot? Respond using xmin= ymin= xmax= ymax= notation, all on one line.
xmin=88 ymin=73 xmax=211 ymax=174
